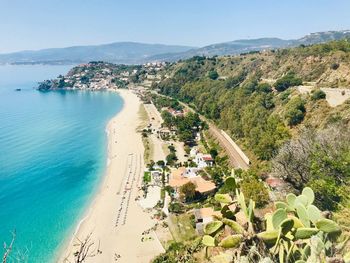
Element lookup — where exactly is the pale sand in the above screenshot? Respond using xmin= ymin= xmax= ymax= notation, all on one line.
xmin=59 ymin=89 xmax=165 ymax=263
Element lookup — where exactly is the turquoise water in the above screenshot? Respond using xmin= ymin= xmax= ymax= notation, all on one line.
xmin=0 ymin=65 xmax=123 ymax=262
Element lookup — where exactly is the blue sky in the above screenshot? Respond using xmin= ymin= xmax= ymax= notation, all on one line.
xmin=1 ymin=0 xmax=350 ymax=53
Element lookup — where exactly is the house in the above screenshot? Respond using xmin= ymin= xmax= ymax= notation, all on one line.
xmin=151 ymin=170 xmax=162 ymax=185
xmin=195 ymin=153 xmax=214 ymax=168
xmin=169 ymin=167 xmax=216 ymax=198
xmin=194 ymin=207 xmax=221 ymax=234
xmin=169 ymin=167 xmax=189 ymax=191
xmin=168 ymin=108 xmax=185 ymax=117
xmin=191 ymin=176 xmax=216 ymax=195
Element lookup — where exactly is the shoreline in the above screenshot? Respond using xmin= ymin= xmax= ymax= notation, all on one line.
xmin=58 ymin=89 xmax=164 ymax=263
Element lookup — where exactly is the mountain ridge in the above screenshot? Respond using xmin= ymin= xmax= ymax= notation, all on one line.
xmin=151 ymin=30 xmax=350 ymax=61
xmin=0 ymin=42 xmax=196 ymax=65
xmin=1 ymin=30 xmax=350 ymax=65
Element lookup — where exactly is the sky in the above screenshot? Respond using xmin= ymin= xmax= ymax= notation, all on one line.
xmin=1 ymin=0 xmax=350 ymax=53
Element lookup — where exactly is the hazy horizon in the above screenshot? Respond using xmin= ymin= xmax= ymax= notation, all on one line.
xmin=2 ymin=29 xmax=350 ymax=55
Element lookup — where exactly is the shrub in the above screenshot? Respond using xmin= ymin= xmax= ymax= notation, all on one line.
xmin=168 ymin=202 xmax=185 ymax=213
xmin=156 ymin=160 xmax=165 ymax=167
xmin=311 ymin=89 xmax=326 ymax=100
xmin=285 ymin=108 xmax=305 ymax=126
xmin=164 ymin=185 xmax=175 ymax=195
xmin=184 ymin=145 xmax=191 ymax=154
xmin=330 ymin=62 xmax=339 ymax=70
xmin=284 ymin=96 xmax=306 ymax=126
xmin=274 ymin=72 xmax=303 ymax=92
xmin=307 ymin=179 xmax=341 ymax=211
xmin=240 ymin=173 xmax=269 ymax=208
xmin=209 ymin=148 xmax=218 ymax=160
xmin=280 ymin=89 xmax=291 ymax=102
xmin=166 ymin=153 xmax=178 ymax=165
xmin=207 ymin=70 xmax=219 ymax=80
xmin=257 ymin=83 xmax=272 ymax=93
xmin=168 ymin=145 xmax=176 ymax=152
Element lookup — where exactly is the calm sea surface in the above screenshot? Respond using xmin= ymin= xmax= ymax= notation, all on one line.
xmin=0 ymin=65 xmax=123 ymax=262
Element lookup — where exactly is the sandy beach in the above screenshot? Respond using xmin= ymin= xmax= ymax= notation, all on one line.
xmin=59 ymin=89 xmax=164 ymax=263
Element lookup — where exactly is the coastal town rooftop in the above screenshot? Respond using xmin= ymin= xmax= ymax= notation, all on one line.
xmin=169 ymin=167 xmax=216 ymax=194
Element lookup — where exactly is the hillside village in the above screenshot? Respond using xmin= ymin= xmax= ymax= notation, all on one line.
xmin=37 ymin=61 xmax=166 ymax=91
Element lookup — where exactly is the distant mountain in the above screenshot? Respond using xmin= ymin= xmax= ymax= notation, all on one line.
xmin=1 ymin=30 xmax=349 ymax=65
xmin=296 ymin=30 xmax=350 ymax=45
xmin=0 ymin=42 xmax=195 ymax=65
xmin=149 ymin=38 xmax=293 ymax=61
xmin=151 ymin=30 xmax=350 ymax=61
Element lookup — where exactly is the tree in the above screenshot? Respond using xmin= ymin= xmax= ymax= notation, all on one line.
xmin=257 ymin=83 xmax=272 ymax=93
xmin=207 ymin=166 xmax=224 ymax=186
xmin=207 ymin=70 xmax=219 ymax=80
xmin=156 ymin=160 xmax=165 ymax=167
xmin=178 ymin=130 xmax=193 ymax=143
xmin=166 ymin=153 xmax=177 ymax=166
xmin=63 ymin=233 xmax=101 ymax=263
xmin=168 ymin=145 xmax=176 ymax=153
xmin=209 ymin=148 xmax=218 ymax=160
xmin=161 ymin=111 xmax=174 ymax=128
xmin=147 ymin=160 xmax=155 ymax=170
xmin=179 ymin=182 xmax=196 ymax=202
xmin=284 ymin=96 xmax=306 ymax=126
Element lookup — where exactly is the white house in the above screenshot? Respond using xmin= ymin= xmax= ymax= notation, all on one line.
xmin=195 ymin=153 xmax=214 ymax=168
xmin=151 ymin=170 xmax=162 ymax=185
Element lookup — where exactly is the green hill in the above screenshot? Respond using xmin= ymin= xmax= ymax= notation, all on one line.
xmin=152 ymin=38 xmax=350 ymax=210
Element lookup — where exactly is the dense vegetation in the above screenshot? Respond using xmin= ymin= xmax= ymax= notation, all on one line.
xmin=152 ymin=40 xmax=350 ymax=220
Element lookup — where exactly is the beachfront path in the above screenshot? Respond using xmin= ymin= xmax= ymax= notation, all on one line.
xmin=59 ymin=89 xmax=164 ymax=263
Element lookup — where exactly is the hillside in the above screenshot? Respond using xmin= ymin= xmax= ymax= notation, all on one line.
xmin=153 ymin=39 xmax=350 ymax=159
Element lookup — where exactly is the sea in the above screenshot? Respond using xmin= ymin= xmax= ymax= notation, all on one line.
xmin=0 ymin=65 xmax=123 ymax=262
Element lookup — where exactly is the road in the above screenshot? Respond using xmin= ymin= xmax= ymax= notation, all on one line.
xmin=297 ymin=86 xmax=350 ymax=107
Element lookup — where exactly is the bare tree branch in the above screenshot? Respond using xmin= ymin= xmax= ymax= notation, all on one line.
xmin=68 ymin=232 xmax=101 ymax=263
xmin=3 ymin=230 xmax=16 ymax=263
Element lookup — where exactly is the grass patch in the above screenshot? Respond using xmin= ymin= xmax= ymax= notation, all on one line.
xmin=137 ymin=104 xmax=149 ymax=131
xmin=138 ymin=104 xmax=154 ymax=163
xmin=142 ymin=136 xmax=154 ymax=164
xmin=143 ymin=171 xmax=151 ymax=183
xmin=167 ymin=213 xmax=197 ymax=242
